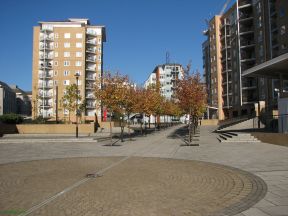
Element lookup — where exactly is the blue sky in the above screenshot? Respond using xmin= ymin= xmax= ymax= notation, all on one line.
xmin=0 ymin=0 xmax=230 ymax=90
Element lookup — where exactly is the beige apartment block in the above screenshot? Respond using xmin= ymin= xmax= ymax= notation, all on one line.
xmin=208 ymin=16 xmax=224 ymax=120
xmin=32 ymin=18 xmax=106 ymax=122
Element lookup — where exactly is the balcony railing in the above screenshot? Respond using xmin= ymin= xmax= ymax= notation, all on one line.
xmin=39 ymin=74 xmax=53 ymax=79
xmin=86 ymin=48 xmax=96 ymax=53
xmin=38 ymin=84 xmax=53 ymax=88
xmin=86 ymin=40 xmax=97 ymax=45
xmin=238 ymin=0 xmax=252 ymax=8
xmin=86 ymin=67 xmax=96 ymax=71
xmin=39 ymin=36 xmax=54 ymax=41
xmin=39 ymin=45 xmax=54 ymax=50
xmin=86 ymin=57 xmax=96 ymax=62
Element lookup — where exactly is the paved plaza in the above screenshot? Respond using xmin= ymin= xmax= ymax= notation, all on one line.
xmin=0 ymin=125 xmax=288 ymax=216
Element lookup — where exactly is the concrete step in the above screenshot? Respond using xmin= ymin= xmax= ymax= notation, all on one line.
xmin=221 ymin=140 xmax=261 ymax=143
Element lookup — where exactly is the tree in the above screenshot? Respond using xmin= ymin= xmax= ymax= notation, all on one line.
xmin=61 ymin=84 xmax=82 ymax=123
xmin=95 ymin=72 xmax=135 ymax=142
xmin=176 ymin=71 xmax=206 ymax=143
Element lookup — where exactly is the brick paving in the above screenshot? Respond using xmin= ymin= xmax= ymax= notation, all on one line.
xmin=0 ymin=125 xmax=287 ymax=216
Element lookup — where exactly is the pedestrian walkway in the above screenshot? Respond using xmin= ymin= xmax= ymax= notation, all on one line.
xmin=0 ymin=125 xmax=287 ymax=216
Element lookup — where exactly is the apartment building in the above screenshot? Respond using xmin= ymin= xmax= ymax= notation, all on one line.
xmin=144 ymin=64 xmax=184 ymax=100
xmin=32 ymin=18 xmax=106 ymax=121
xmin=0 ymin=81 xmax=16 ymax=115
xmin=203 ymin=0 xmax=288 ymax=120
xmin=10 ymin=85 xmax=32 ymax=116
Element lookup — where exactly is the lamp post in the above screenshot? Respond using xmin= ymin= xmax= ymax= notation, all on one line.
xmin=75 ymin=73 xmax=80 ymax=138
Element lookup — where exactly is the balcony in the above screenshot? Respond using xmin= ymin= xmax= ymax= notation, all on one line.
xmin=240 ymin=40 xmax=255 ymax=48
xmin=86 ymin=47 xmax=96 ymax=54
xmin=39 ymin=45 xmax=54 ymax=50
xmin=39 ymin=55 xmax=53 ymax=60
xmin=86 ymin=67 xmax=96 ymax=72
xmin=38 ymin=84 xmax=53 ymax=89
xmin=85 ymin=94 xmax=95 ymax=99
xmin=86 ymin=40 xmax=97 ymax=45
xmin=86 ymin=56 xmax=96 ymax=63
xmin=86 ymin=76 xmax=95 ymax=81
xmin=38 ymin=93 xmax=53 ymax=98
xmin=85 ymin=83 xmax=94 ymax=89
xmin=39 ymin=63 xmax=53 ymax=70
xmin=86 ymin=104 xmax=96 ymax=109
xmin=238 ymin=0 xmax=252 ymax=9
xmin=39 ymin=73 xmax=53 ymax=79
xmin=86 ymin=30 xmax=97 ymax=36
xmin=39 ymin=36 xmax=54 ymax=41
xmin=239 ymin=26 xmax=254 ymax=35
xmin=38 ymin=103 xmax=53 ymax=108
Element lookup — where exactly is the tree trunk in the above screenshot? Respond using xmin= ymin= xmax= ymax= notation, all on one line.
xmin=140 ymin=113 xmax=143 ymax=135
xmin=110 ymin=111 xmax=113 ymax=146
xmin=154 ymin=115 xmax=157 ymax=131
xmin=120 ymin=116 xmax=124 ymax=142
xmin=149 ymin=115 xmax=151 ymax=129
xmin=128 ymin=113 xmax=131 ymax=141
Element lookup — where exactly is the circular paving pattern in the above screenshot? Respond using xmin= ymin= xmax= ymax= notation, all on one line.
xmin=0 ymin=157 xmax=267 ymax=216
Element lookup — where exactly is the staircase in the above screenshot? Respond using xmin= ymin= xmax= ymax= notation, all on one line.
xmin=218 ymin=131 xmax=260 ymax=143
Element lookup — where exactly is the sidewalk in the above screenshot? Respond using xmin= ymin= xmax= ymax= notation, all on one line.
xmin=0 ymin=125 xmax=287 ymax=216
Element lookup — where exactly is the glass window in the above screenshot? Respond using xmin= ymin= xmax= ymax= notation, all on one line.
xmin=54 ymin=52 xmax=58 ymax=57
xmin=281 ymin=25 xmax=286 ymax=35
xmin=75 ymin=61 xmax=82 ymax=66
xmin=76 ymin=33 xmax=82 ymax=38
xmin=54 ymin=33 xmax=59 ymax=38
xmin=64 ymin=52 xmax=70 ymax=57
xmin=76 ymin=52 xmax=82 ymax=57
xmin=54 ymin=61 xmax=58 ymax=66
xmin=64 ymin=33 xmax=70 ymax=38
xmin=64 ymin=42 xmax=70 ymax=48
xmin=76 ymin=42 xmax=82 ymax=48
xmin=54 ymin=42 xmax=58 ymax=48
xmin=63 ymin=80 xmax=70 ymax=85
xmin=64 ymin=61 xmax=70 ymax=66
xmin=64 ymin=71 xmax=70 ymax=76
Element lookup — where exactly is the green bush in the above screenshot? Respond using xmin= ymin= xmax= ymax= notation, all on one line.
xmin=0 ymin=114 xmax=24 ymax=124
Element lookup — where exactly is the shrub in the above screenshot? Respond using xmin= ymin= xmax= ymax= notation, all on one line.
xmin=0 ymin=114 xmax=24 ymax=124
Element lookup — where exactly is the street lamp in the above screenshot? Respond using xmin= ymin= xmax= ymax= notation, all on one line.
xmin=75 ymin=73 xmax=80 ymax=138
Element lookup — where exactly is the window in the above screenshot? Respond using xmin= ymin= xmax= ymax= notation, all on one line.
xmin=76 ymin=42 xmax=82 ymax=48
xmin=281 ymin=25 xmax=286 ymax=35
xmin=54 ymin=52 xmax=58 ymax=57
xmin=54 ymin=42 xmax=58 ymax=48
xmin=54 ymin=71 xmax=58 ymax=76
xmin=258 ymin=30 xmax=263 ymax=42
xmin=281 ymin=44 xmax=287 ymax=50
xmin=75 ymin=61 xmax=82 ymax=66
xmin=97 ymin=65 xmax=101 ymax=71
xmin=63 ymin=80 xmax=70 ymax=85
xmin=54 ymin=80 xmax=58 ymax=85
xmin=98 ymin=47 xmax=101 ymax=52
xmin=64 ymin=70 xmax=70 ymax=76
xmin=54 ymin=61 xmax=58 ymax=66
xmin=258 ymin=16 xmax=262 ymax=28
xmin=76 ymin=33 xmax=82 ymax=38
xmin=64 ymin=52 xmax=70 ymax=57
xmin=279 ymin=7 xmax=285 ymax=18
xmin=98 ymin=56 xmax=101 ymax=61
xmin=64 ymin=33 xmax=70 ymax=38
xmin=76 ymin=52 xmax=82 ymax=57
xmin=98 ymin=38 xmax=101 ymax=44
xmin=64 ymin=61 xmax=70 ymax=66
xmin=64 ymin=42 xmax=70 ymax=48
xmin=54 ymin=33 xmax=59 ymax=38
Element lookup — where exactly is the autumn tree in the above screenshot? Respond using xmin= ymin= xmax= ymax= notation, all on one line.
xmin=61 ymin=84 xmax=82 ymax=123
xmin=95 ymin=72 xmax=136 ymax=142
xmin=176 ymin=71 xmax=206 ymax=143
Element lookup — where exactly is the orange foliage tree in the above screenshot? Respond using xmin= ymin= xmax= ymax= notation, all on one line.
xmin=176 ymin=71 xmax=207 ymax=142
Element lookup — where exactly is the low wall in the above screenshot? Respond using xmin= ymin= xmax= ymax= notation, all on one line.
xmin=200 ymin=119 xmax=219 ymax=126
xmin=16 ymin=124 xmax=94 ymax=134
xmin=251 ymin=132 xmax=288 ymax=146
xmin=0 ymin=123 xmax=18 ymax=136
